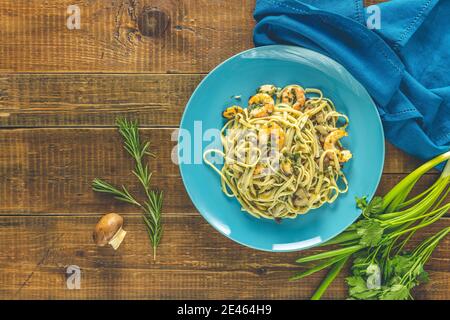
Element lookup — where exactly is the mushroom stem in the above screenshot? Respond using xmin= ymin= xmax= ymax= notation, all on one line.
xmin=108 ymin=227 xmax=127 ymax=250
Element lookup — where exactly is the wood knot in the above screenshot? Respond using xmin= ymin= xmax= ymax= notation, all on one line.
xmin=138 ymin=7 xmax=170 ymax=37
xmin=256 ymin=267 xmax=267 ymax=275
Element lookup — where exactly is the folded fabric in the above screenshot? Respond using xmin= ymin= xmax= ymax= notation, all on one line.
xmin=253 ymin=0 xmax=450 ymax=166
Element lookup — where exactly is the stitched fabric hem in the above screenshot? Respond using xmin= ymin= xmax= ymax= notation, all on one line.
xmin=259 ymin=0 xmax=403 ymax=74
xmin=393 ymin=0 xmax=435 ymax=49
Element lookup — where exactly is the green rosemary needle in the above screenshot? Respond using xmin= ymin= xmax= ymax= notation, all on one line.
xmin=92 ymin=178 xmax=142 ymax=208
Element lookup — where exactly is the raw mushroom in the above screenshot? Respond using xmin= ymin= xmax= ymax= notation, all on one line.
xmin=93 ymin=213 xmax=127 ymax=250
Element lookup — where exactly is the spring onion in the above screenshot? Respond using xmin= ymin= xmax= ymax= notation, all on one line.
xmin=291 ymin=151 xmax=450 ymax=300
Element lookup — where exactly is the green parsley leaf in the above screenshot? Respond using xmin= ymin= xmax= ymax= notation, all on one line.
xmin=389 ymin=255 xmax=414 ymax=276
xmin=366 ymin=196 xmax=384 ymax=215
xmin=346 ymin=275 xmax=365 ymax=287
xmin=355 ymin=220 xmax=384 ymax=247
xmin=346 ymin=275 xmax=380 ymax=300
xmin=416 ymin=268 xmax=429 ymax=284
xmin=355 ymin=196 xmax=384 ymax=217
xmin=380 ymin=284 xmax=410 ymax=300
xmin=351 ymin=289 xmax=380 ymax=300
xmin=355 ymin=196 xmax=368 ymax=210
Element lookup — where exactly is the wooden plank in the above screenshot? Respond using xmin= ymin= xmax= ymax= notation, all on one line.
xmin=0 ymin=215 xmax=448 ymax=299
xmin=0 ymin=0 xmax=255 ymax=73
xmin=0 ymin=72 xmax=426 ymax=136
xmin=0 ymin=0 xmax=387 ymax=73
xmin=0 ymin=128 xmax=187 ymax=214
xmin=0 ymin=128 xmax=439 ymax=215
xmin=0 ymin=74 xmax=203 ymax=127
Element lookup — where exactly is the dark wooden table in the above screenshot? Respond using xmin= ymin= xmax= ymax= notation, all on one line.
xmin=0 ymin=0 xmax=448 ymax=299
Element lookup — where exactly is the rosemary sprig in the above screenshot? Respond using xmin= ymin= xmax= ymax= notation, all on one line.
xmin=92 ymin=178 xmax=141 ymax=208
xmin=92 ymin=118 xmax=163 ymax=260
xmin=116 ymin=118 xmax=163 ymax=259
xmin=117 ymin=118 xmax=154 ymax=194
xmin=143 ymin=190 xmax=164 ymax=259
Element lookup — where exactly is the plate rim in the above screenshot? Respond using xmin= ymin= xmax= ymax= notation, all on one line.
xmin=178 ymin=44 xmax=385 ymax=252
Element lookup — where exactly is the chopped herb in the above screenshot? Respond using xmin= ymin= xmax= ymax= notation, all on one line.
xmin=248 ymin=104 xmax=262 ymax=112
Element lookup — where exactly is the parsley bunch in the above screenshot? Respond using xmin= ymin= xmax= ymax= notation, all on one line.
xmin=347 ymin=226 xmax=449 ymax=300
xmin=291 ymin=151 xmax=450 ymax=300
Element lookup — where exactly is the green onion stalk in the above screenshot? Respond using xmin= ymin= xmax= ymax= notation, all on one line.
xmin=291 ymin=151 xmax=450 ymax=300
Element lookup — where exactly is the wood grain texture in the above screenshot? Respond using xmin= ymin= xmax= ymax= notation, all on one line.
xmin=0 ymin=215 xmax=448 ymax=300
xmin=0 ymin=0 xmax=385 ymax=73
xmin=1 ymin=0 xmax=448 ymax=301
xmin=0 ymin=74 xmax=203 ymax=127
xmin=0 ymin=128 xmax=435 ymax=215
xmin=0 ymin=0 xmax=254 ymax=73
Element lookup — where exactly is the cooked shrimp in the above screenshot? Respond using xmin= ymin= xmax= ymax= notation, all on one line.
xmin=258 ymin=84 xmax=277 ymax=96
xmin=323 ymin=129 xmax=352 ymax=163
xmin=248 ymin=93 xmax=275 ymax=118
xmin=324 ymin=129 xmax=347 ymax=150
xmin=249 ymin=93 xmax=274 ymax=107
xmin=258 ymin=122 xmax=285 ymax=149
xmin=222 ymin=105 xmax=244 ymax=119
xmin=281 ymin=85 xmax=306 ymax=110
xmin=250 ymin=104 xmax=275 ymax=118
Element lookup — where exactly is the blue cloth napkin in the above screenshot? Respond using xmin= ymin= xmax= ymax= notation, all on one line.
xmin=253 ymin=0 xmax=450 ymax=165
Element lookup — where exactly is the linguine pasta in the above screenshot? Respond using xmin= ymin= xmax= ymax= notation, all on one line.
xmin=204 ymin=84 xmax=352 ymax=220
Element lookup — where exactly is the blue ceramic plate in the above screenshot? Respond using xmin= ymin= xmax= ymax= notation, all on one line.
xmin=178 ymin=45 xmax=384 ymax=252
